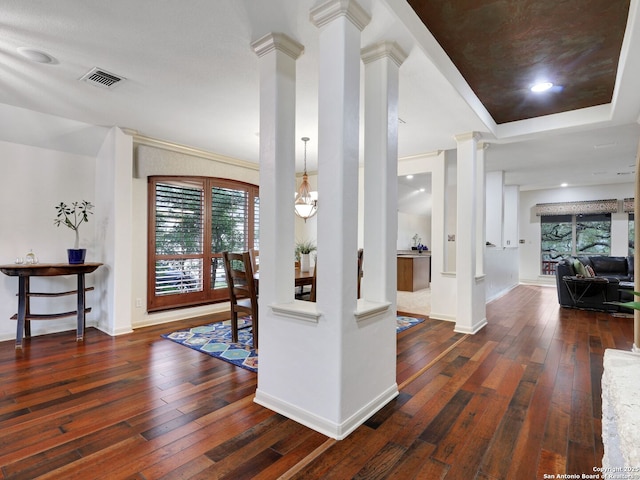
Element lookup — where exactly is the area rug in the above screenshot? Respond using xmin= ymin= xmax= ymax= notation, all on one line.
xmin=162 ymin=315 xmax=425 ymax=373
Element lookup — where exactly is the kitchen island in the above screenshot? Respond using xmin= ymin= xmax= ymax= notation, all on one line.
xmin=397 ymin=253 xmax=430 ymax=292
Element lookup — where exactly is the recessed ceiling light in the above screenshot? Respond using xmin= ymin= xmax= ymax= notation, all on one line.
xmin=17 ymin=47 xmax=56 ymax=64
xmin=406 ymin=175 xmax=414 ymax=179
xmin=531 ymin=82 xmax=553 ymax=93
xmin=419 ymin=188 xmax=426 ymax=192
xmin=561 ymin=183 xmax=568 ymax=187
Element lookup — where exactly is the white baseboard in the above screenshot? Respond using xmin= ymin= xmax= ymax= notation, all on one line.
xmin=454 ymin=318 xmax=487 ymax=334
xmin=254 ymin=383 xmax=399 ymax=440
xmin=428 ymin=312 xmax=456 ymax=322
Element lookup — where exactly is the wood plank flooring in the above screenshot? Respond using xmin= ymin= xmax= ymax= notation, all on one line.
xmin=0 ymin=285 xmax=634 ymax=479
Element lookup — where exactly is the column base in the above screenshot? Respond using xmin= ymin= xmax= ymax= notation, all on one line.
xmin=254 ymin=383 xmax=398 ymax=440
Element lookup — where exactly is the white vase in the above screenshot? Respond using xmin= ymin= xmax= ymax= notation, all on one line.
xmin=300 ymin=253 xmax=310 ymax=272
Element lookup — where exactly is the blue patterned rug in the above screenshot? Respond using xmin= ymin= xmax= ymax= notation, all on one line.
xmin=162 ymin=315 xmax=424 ymax=373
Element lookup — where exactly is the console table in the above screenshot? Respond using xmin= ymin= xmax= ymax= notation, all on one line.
xmin=0 ymin=263 xmax=102 ymax=348
xmin=561 ymin=275 xmax=609 ymax=306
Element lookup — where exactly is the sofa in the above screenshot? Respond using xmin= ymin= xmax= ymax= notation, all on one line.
xmin=555 ymin=255 xmax=634 ymax=311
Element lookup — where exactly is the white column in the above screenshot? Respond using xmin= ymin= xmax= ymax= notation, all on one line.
xmin=454 ymin=132 xmax=486 ymax=334
xmin=251 ymin=33 xmax=306 ymax=418
xmin=485 ymin=170 xmax=505 ymax=248
xmin=313 ymin=0 xmax=370 ymax=321
xmin=254 ymin=0 xmax=401 ymax=442
xmin=361 ymin=41 xmax=406 ymax=303
xmin=251 ymin=33 xmax=302 ymax=306
xmin=476 ymin=142 xmax=487 ymax=277
xmin=313 ymin=0 xmax=397 ymax=440
xmin=426 ymin=151 xmax=458 ymax=322
xmin=635 ymin=136 xmax=640 ymax=351
xmin=94 ymin=127 xmax=134 ymax=336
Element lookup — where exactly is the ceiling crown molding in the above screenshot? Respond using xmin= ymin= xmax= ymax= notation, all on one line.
xmin=310 ymin=0 xmax=371 ymax=31
xmin=131 ymin=132 xmax=259 ymax=171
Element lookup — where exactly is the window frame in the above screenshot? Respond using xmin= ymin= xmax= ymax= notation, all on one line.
xmin=147 ymin=175 xmax=259 ymax=312
xmin=629 ymin=212 xmax=635 ymax=256
xmin=540 ymin=213 xmax=612 ymax=275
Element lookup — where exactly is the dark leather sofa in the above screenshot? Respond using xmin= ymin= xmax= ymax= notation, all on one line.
xmin=555 ymin=255 xmax=633 ymax=311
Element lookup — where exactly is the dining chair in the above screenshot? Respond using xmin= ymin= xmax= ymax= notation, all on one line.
xmin=222 ymin=251 xmax=259 ymax=348
xmin=249 ymin=249 xmax=259 ymax=273
xmin=309 ymin=262 xmax=317 ymax=302
xmin=294 ymin=260 xmax=313 ymax=299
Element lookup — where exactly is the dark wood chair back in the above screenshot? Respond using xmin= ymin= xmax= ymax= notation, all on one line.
xmin=309 ymin=263 xmax=317 ymax=303
xmin=249 ymin=249 xmax=259 ymax=273
xmin=222 ymin=251 xmax=259 ymax=348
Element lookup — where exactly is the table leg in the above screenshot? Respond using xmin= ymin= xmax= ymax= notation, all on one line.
xmin=16 ymin=276 xmax=27 ymax=349
xmin=24 ymin=276 xmax=31 ymax=338
xmin=77 ymin=273 xmax=85 ymax=342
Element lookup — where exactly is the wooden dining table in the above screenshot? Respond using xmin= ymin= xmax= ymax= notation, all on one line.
xmin=253 ymin=267 xmax=315 ymax=288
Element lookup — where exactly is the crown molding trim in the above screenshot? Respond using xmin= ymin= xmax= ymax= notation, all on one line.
xmin=126 ymin=130 xmax=259 ymax=171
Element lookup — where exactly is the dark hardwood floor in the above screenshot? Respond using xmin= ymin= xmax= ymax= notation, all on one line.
xmin=0 ymin=285 xmax=634 ymax=479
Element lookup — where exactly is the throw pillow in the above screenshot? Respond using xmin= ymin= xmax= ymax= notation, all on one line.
xmin=573 ymin=259 xmax=587 ymax=277
xmin=585 ymin=265 xmax=596 ymax=278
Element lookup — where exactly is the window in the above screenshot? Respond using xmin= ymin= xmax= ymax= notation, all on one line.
xmin=540 ymin=213 xmax=611 ymax=275
xmin=630 ymin=213 xmax=635 ymax=256
xmin=148 ymin=176 xmax=259 ymax=311
xmin=541 ymin=215 xmax=572 ymax=274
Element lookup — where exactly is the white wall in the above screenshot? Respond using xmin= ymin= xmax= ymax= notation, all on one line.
xmin=398 ymin=212 xmax=430 ymax=251
xmin=94 ymin=127 xmax=134 ymax=336
xmin=0 ymin=140 xmax=98 ymax=341
xmin=486 ymin=171 xmax=504 ymax=247
xmin=485 ymin=247 xmax=519 ymax=301
xmin=519 ymin=182 xmax=635 ymax=285
xmin=503 ymin=185 xmax=519 ymax=248
xmin=0 ymin=130 xmax=264 ymax=343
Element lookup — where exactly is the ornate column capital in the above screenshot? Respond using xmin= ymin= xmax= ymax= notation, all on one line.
xmin=454 ymin=131 xmax=483 ymax=143
xmin=310 ymin=0 xmax=371 ymax=31
xmin=361 ymin=41 xmax=408 ymax=67
xmin=251 ymin=32 xmax=304 ymax=59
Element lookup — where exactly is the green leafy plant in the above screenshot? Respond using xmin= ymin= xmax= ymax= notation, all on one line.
xmin=295 ymin=239 xmax=317 ymax=261
xmin=610 ymin=292 xmax=640 ymax=311
xmin=54 ymin=200 xmax=94 ymax=249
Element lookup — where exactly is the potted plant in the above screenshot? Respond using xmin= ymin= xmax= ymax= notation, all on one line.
xmin=54 ymin=200 xmax=94 ymax=264
xmin=295 ymin=239 xmax=317 ymax=272
xmin=608 ymin=292 xmax=640 ymax=313
xmin=412 ymin=234 xmax=421 ymax=250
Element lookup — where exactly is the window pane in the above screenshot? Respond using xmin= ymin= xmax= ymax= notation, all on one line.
xmin=254 ymin=196 xmax=260 ymax=251
xmin=541 ymin=215 xmax=572 ymax=274
xmin=155 ymin=259 xmax=203 ymax=296
xmin=576 ymin=213 xmax=611 ymax=254
xmin=155 ymin=182 xmax=204 ymax=255
xmin=211 ymin=187 xmax=248 ymax=253
xmin=630 ymin=213 xmax=635 ymax=256
xmin=211 ymin=256 xmax=227 ymax=290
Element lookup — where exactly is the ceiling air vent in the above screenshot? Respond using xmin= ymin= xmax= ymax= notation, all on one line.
xmin=80 ymin=67 xmax=125 ymax=89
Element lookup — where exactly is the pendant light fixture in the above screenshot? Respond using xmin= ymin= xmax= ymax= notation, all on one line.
xmin=294 ymin=136 xmax=318 ymax=222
